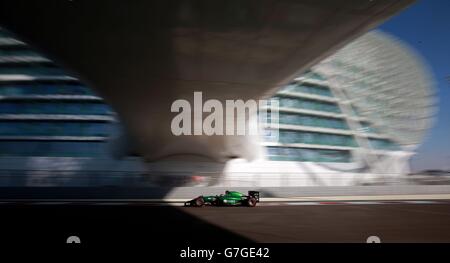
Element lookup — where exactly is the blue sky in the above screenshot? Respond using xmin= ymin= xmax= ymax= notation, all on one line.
xmin=378 ymin=0 xmax=450 ymax=171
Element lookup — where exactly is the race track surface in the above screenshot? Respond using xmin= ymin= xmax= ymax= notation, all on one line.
xmin=183 ymin=203 xmax=450 ymax=242
xmin=1 ymin=202 xmax=450 ymax=246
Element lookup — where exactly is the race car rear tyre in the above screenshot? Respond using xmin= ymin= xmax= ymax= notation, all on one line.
xmin=246 ymin=197 xmax=257 ymax=207
xmin=195 ymin=197 xmax=205 ymax=207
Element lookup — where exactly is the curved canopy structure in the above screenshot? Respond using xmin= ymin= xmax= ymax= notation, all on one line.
xmin=0 ymin=0 xmax=414 ymax=162
xmin=315 ymin=31 xmax=435 ymax=148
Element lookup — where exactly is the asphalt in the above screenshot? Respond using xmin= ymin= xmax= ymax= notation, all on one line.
xmin=1 ymin=202 xmax=450 ymax=247
xmin=183 ymin=203 xmax=450 ymax=242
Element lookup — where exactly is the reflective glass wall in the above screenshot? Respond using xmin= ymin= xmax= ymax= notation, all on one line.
xmin=0 ymin=28 xmax=117 ymax=157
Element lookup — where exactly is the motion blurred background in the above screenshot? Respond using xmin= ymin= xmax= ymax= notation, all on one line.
xmin=0 ymin=0 xmax=448 ymax=191
xmin=2 ymin=0 xmax=450 ymax=245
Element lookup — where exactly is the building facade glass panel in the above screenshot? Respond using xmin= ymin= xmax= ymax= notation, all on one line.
xmin=284 ymin=82 xmax=333 ymax=97
xmin=0 ymin=121 xmax=112 ymax=137
xmin=0 ymin=141 xmax=108 ymax=157
xmin=276 ymin=96 xmax=341 ymax=113
xmin=0 ymin=28 xmax=118 ymax=160
xmin=0 ymin=50 xmax=41 ymax=57
xmin=275 ymin=130 xmax=357 ymax=147
xmin=368 ymin=138 xmax=400 ymax=151
xmin=303 ymin=71 xmax=326 ymax=81
xmin=278 ymin=112 xmax=349 ymax=129
xmin=0 ymin=101 xmax=113 ymax=115
xmin=267 ymin=146 xmax=352 ymax=162
xmin=0 ymin=83 xmax=94 ymax=96
xmin=0 ymin=66 xmax=67 ymax=76
xmin=359 ymin=121 xmax=379 ymax=134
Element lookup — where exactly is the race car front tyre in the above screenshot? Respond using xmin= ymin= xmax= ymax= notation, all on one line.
xmin=195 ymin=197 xmax=205 ymax=207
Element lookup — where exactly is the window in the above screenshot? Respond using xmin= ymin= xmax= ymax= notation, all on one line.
xmin=0 ymin=66 xmax=68 ymax=76
xmin=266 ymin=146 xmax=352 ymax=162
xmin=0 ymin=141 xmax=109 ymax=157
xmin=0 ymin=101 xmax=113 ymax=115
xmin=276 ymin=96 xmax=341 ymax=113
xmin=278 ymin=113 xmax=349 ymax=129
xmin=283 ymin=82 xmax=333 ymax=97
xmin=274 ymin=130 xmax=357 ymax=147
xmin=0 ymin=121 xmax=114 ymax=137
xmin=303 ymin=71 xmax=326 ymax=81
xmin=0 ymin=84 xmax=94 ymax=96
xmin=369 ymin=138 xmax=400 ymax=150
xmin=0 ymin=50 xmax=42 ymax=57
xmin=359 ymin=121 xmax=379 ymax=134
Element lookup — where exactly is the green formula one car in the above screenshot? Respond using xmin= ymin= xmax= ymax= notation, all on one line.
xmin=184 ymin=190 xmax=260 ymax=207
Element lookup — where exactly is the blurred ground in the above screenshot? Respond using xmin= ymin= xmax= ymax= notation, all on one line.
xmin=183 ymin=203 xmax=450 ymax=242
xmin=1 ymin=202 xmax=450 ymax=246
